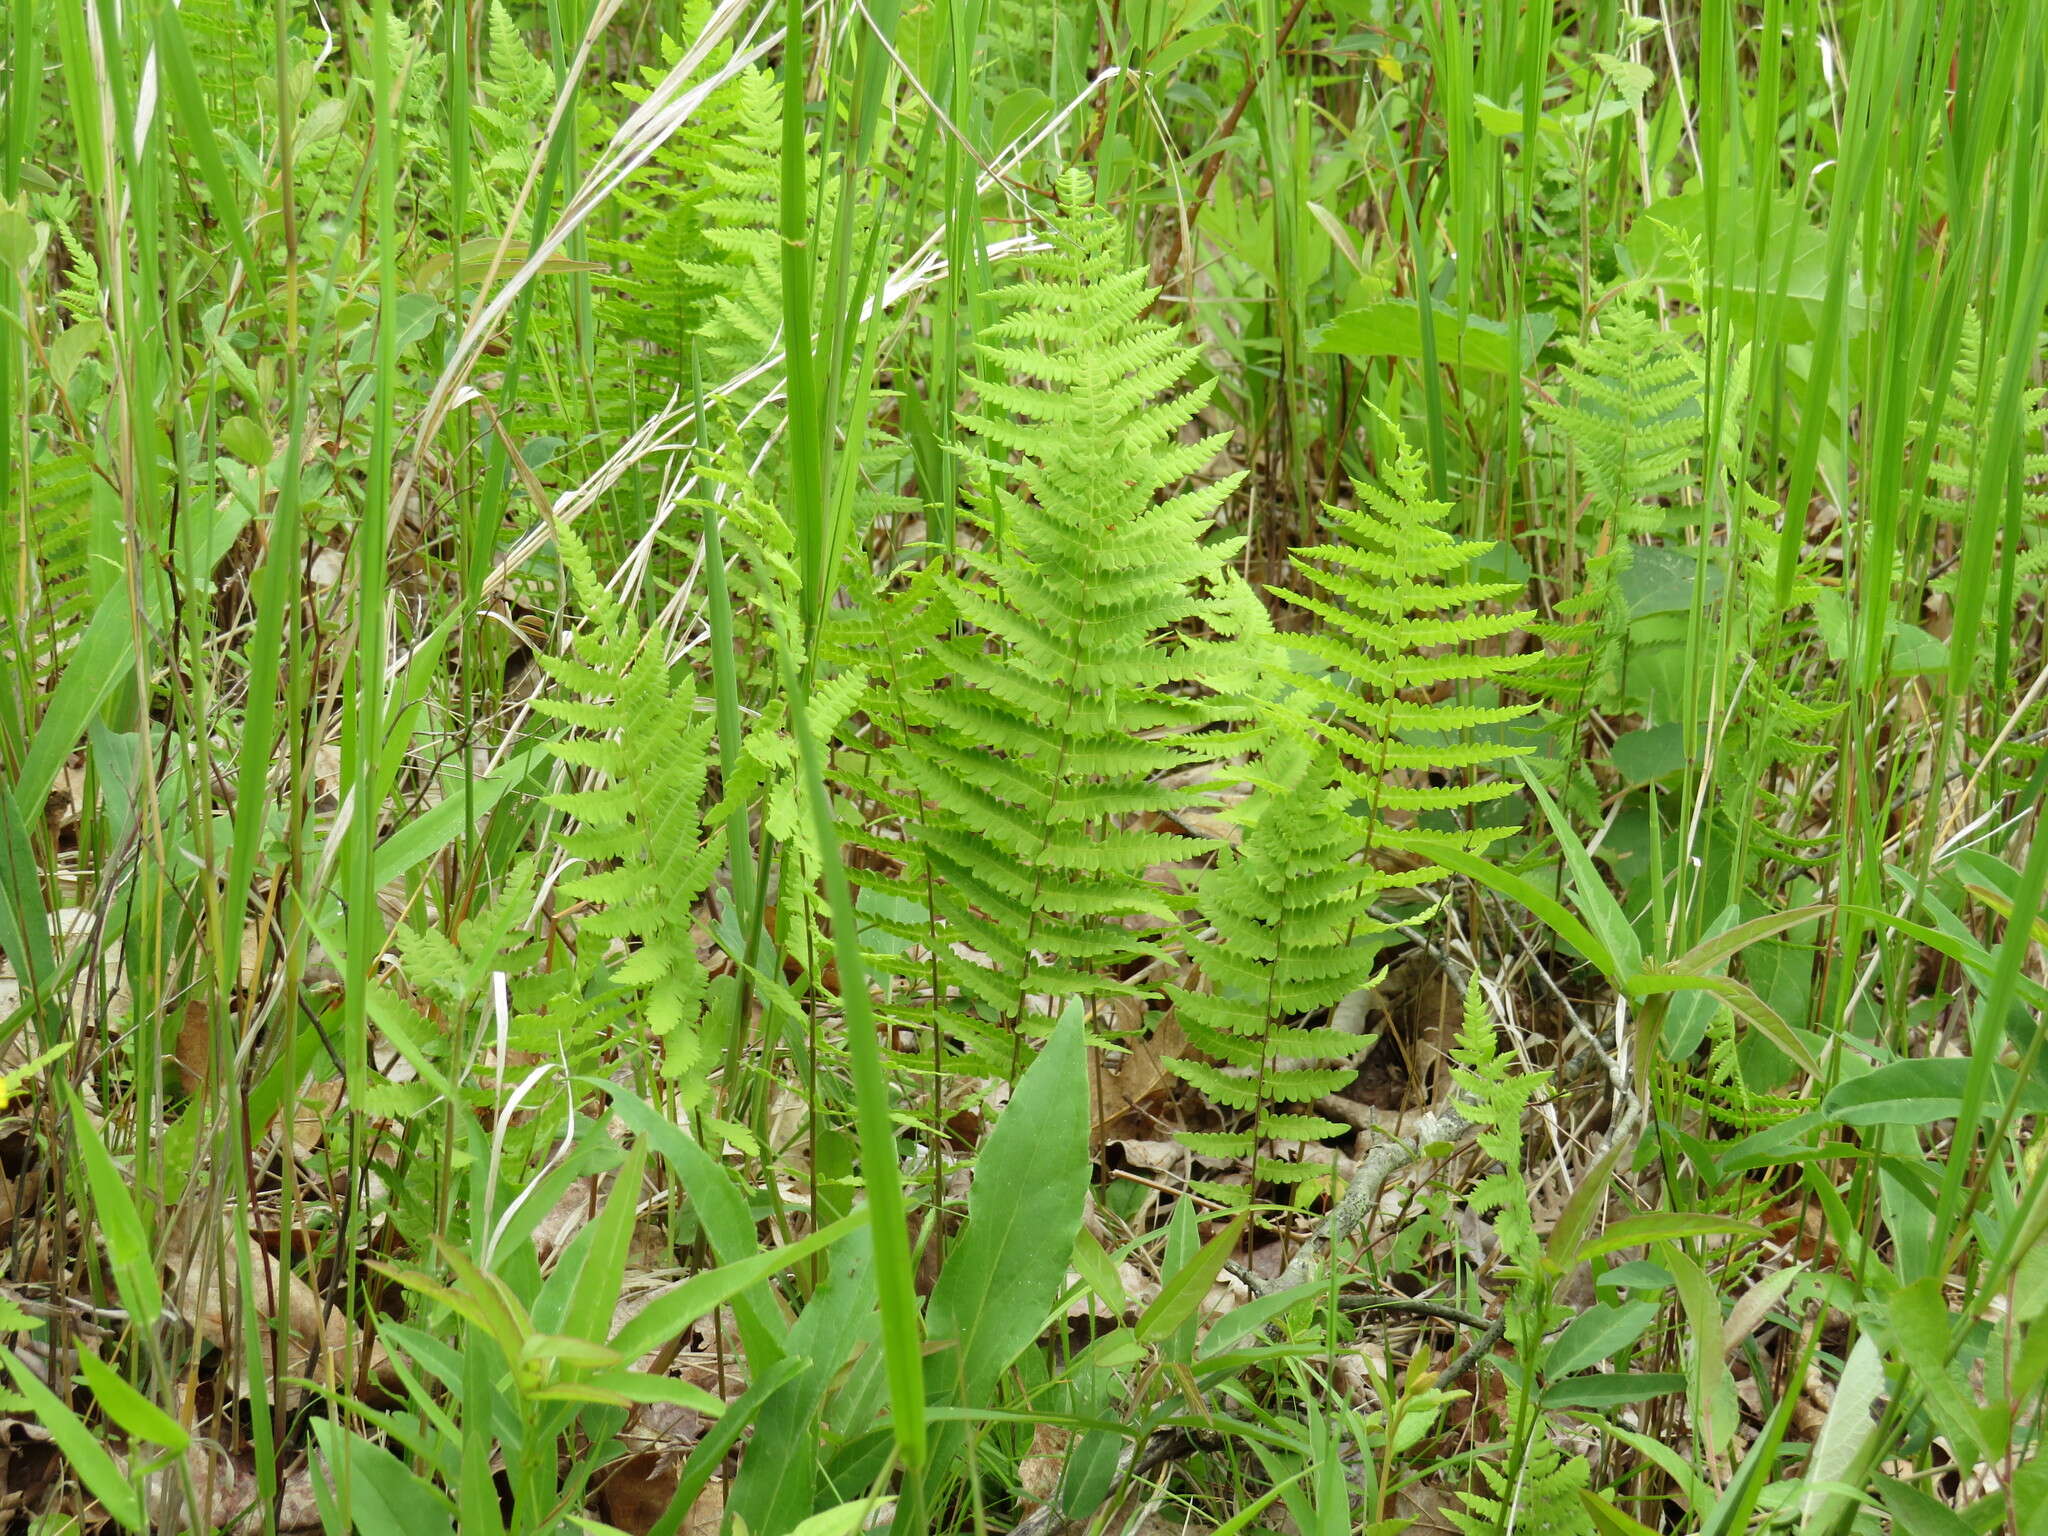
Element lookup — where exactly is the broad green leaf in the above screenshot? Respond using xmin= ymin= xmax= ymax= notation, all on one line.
xmin=4 ymin=1347 xmax=144 ymax=1529
xmin=540 ymin=1142 xmax=649 ymax=1348
xmin=16 ymin=499 xmax=246 ymax=818
xmin=1665 ymin=1248 xmax=1736 ymax=1462
xmin=1407 ymin=837 xmax=1620 ymax=982
xmin=1822 ymin=1058 xmax=2048 ymax=1126
xmin=610 ymin=1212 xmax=859 ymax=1362
xmin=1136 ymin=1214 xmax=1248 ymax=1350
xmin=591 ymin=1085 xmax=784 ymax=1365
xmin=1799 ymin=1333 xmax=1884 ymax=1524
xmin=1198 ymin=1279 xmax=1328 ymax=1358
xmin=518 ymin=1333 xmax=625 ymax=1372
xmin=1543 ymin=1372 xmax=1686 ymax=1409
xmin=651 ymin=1356 xmax=807 ymax=1536
xmin=1665 ymin=904 xmax=1834 ymax=980
xmin=309 ymin=1418 xmax=457 ymax=1536
xmin=153 ymin=3 xmax=258 ymax=274
xmin=1544 ymin=1140 xmax=1627 ymax=1277
xmin=374 ymin=746 xmax=546 ymax=886
xmin=1630 ymin=972 xmax=1821 ymax=1079
xmin=1573 ymin=1213 xmax=1766 ymax=1267
xmin=1608 ymin=723 xmax=1686 ymax=785
xmin=926 ymin=1005 xmax=1089 ymax=1402
xmin=1312 ymin=299 xmax=1553 ymax=376
xmin=0 ymin=783 xmax=57 ymax=1028
xmin=1517 ymin=763 xmax=1643 ymax=980
xmin=1591 ymin=52 xmax=1655 ymax=108
xmin=1581 ymin=1489 xmax=1663 ymax=1536
xmin=75 ymin=1341 xmax=189 ymax=1452
xmin=784 ymin=1501 xmax=887 ymax=1536
xmin=1623 ymin=188 xmax=1869 ymax=337
xmin=1070 ymin=1227 xmax=1126 ymax=1315
xmin=1543 ymin=1300 xmax=1660 ymax=1379
xmin=1886 ymin=1278 xmax=1989 ymax=1466
xmin=1871 ymin=1474 xmax=1975 ymax=1536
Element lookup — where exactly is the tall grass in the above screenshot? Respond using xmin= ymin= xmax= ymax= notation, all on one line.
xmin=0 ymin=0 xmax=2042 ymax=1532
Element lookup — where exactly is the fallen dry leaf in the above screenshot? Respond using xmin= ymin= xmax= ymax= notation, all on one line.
xmin=1018 ymin=1421 xmax=1070 ymax=1506
xmin=142 ymin=1443 xmax=322 ymax=1532
xmin=164 ymin=1216 xmax=374 ymax=1410
xmin=1090 ymin=1016 xmax=1187 ymax=1142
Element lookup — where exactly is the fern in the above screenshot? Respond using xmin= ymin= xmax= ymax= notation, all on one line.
xmin=591 ymin=20 xmax=750 ymax=399
xmin=680 ymin=65 xmax=792 ymax=393
xmin=1723 ymin=498 xmax=1846 ymax=874
xmin=46 ymin=206 xmax=101 ymax=325
xmin=1923 ymin=307 xmax=2048 ymax=601
xmin=1156 ymin=435 xmax=1543 ymax=1185
xmin=1441 ymin=984 xmax=1593 ymax=1536
xmin=4 ymin=449 xmax=98 ymax=683
xmin=532 ymin=528 xmax=720 ymax=1097
xmin=1447 ymin=1427 xmax=1594 ymax=1536
xmin=1670 ymin=1014 xmax=1816 ymax=1131
xmin=1279 ymin=427 xmax=1543 ymax=870
xmin=884 ymin=171 xmax=1261 ymax=1055
xmin=476 ymin=0 xmax=557 ymax=183
xmin=1447 ymin=982 xmax=1546 ymax=1276
xmin=1164 ymin=742 xmax=1389 ymax=1206
xmin=1528 ymin=301 xmax=1703 ymax=702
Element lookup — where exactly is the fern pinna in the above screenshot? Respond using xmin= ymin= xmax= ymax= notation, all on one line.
xmin=533 ymin=530 xmax=720 ymax=1097
xmin=1279 ymin=427 xmax=1542 ymax=870
xmin=886 ymin=172 xmax=1261 ymax=1056
xmin=1165 ymin=743 xmax=1386 ymax=1208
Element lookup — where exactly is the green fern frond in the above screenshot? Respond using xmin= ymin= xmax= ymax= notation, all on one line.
xmin=680 ymin=67 xmax=832 ymax=402
xmin=1448 ymin=1429 xmax=1594 ymax=1536
xmin=592 ymin=17 xmax=750 ymax=392
xmin=484 ymin=2 xmax=555 ymax=126
xmin=1448 ymin=981 xmax=1545 ymax=1275
xmin=1535 ymin=302 xmax=1700 ymax=534
xmin=889 ymin=170 xmax=1260 ymax=1047
xmin=1279 ymin=427 xmax=1542 ymax=868
xmin=1921 ymin=308 xmax=2048 ymax=595
xmin=4 ymin=448 xmax=99 ymax=682
xmin=1164 ymin=741 xmax=1391 ymax=1205
xmin=533 ymin=529 xmax=719 ymax=1096
xmin=1527 ymin=301 xmax=1703 ymax=702
xmin=47 ymin=213 xmax=101 ymax=324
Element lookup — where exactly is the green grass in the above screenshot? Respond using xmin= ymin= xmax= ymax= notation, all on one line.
xmin=1 ymin=1 xmax=2044 ymax=1533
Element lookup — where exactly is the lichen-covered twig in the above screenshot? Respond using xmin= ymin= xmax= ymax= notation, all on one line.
xmin=1260 ymin=1096 xmax=1479 ymax=1297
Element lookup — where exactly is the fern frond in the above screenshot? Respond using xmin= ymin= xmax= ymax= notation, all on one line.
xmin=3 ymin=448 xmax=99 ymax=686
xmin=1279 ymin=427 xmax=1541 ymax=868
xmin=592 ymin=20 xmax=752 ymax=393
xmin=1448 ymin=982 xmax=1545 ymax=1275
xmin=1447 ymin=1429 xmax=1594 ymax=1536
xmin=469 ymin=0 xmax=557 ymax=187
xmin=1922 ymin=307 xmax=2048 ymax=600
xmin=1164 ymin=742 xmax=1389 ymax=1204
xmin=1527 ymin=301 xmax=1704 ymax=703
xmin=533 ymin=529 xmax=719 ymax=1097
xmin=887 ymin=171 xmax=1261 ymax=1050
